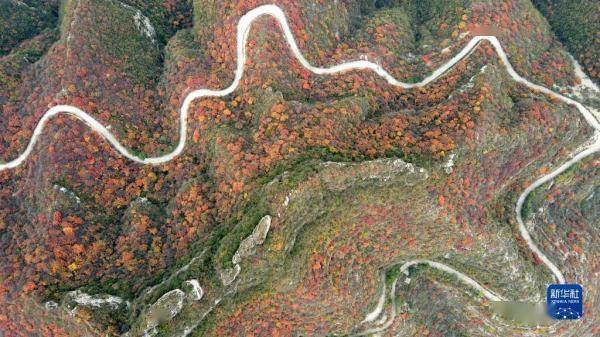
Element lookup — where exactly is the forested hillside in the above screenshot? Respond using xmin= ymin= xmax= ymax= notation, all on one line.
xmin=0 ymin=1 xmax=598 ymax=336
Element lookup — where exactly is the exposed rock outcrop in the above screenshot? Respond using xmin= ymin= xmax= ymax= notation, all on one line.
xmin=62 ymin=290 xmax=126 ymax=312
xmin=232 ymin=215 xmax=272 ymax=264
xmin=141 ymin=289 xmax=185 ymax=336
xmin=220 ymin=264 xmax=241 ymax=287
xmin=183 ymin=279 xmax=204 ymax=301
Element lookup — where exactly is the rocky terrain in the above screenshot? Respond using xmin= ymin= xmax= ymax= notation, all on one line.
xmin=0 ymin=0 xmax=598 ymax=336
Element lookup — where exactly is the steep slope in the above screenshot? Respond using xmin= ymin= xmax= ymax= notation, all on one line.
xmin=533 ymin=0 xmax=600 ymax=84
xmin=0 ymin=0 xmax=58 ymax=56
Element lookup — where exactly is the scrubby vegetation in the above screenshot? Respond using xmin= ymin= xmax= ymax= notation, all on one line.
xmin=533 ymin=0 xmax=600 ymax=83
xmin=0 ymin=0 xmax=59 ymax=56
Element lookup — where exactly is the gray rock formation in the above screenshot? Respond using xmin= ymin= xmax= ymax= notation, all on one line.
xmin=142 ymin=289 xmax=185 ymax=335
xmin=232 ymin=215 xmax=271 ymax=264
xmin=220 ymin=264 xmax=241 ymax=286
xmin=182 ymin=279 xmax=204 ymax=301
xmin=62 ymin=290 xmax=125 ymax=311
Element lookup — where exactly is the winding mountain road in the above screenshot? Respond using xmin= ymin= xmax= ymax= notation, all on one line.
xmin=1 ymin=4 xmax=599 ymax=334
